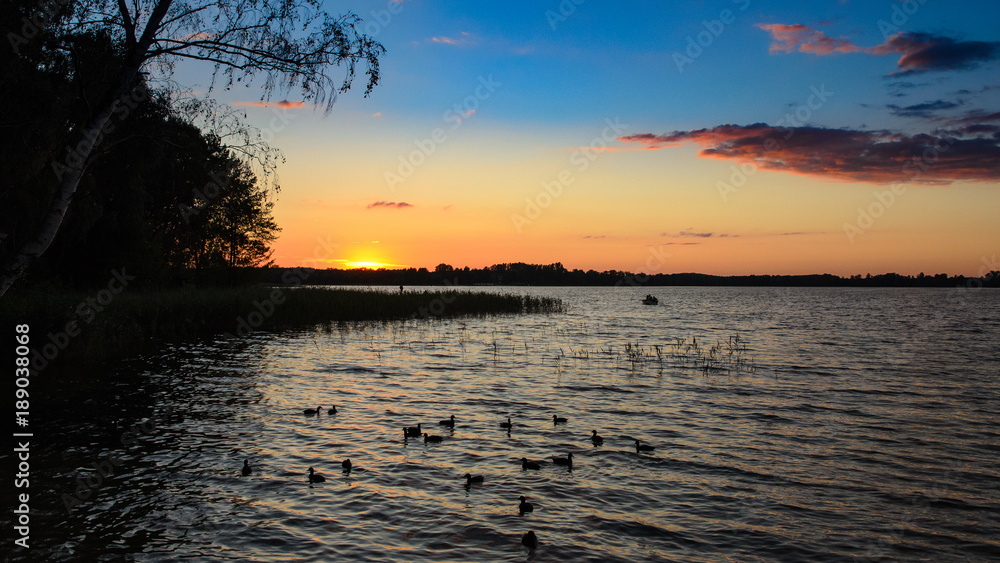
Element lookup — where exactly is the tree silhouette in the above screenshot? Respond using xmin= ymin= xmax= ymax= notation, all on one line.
xmin=1 ymin=0 xmax=383 ymax=296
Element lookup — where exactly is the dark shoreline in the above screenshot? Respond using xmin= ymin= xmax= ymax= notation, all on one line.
xmin=256 ymin=264 xmax=1000 ymax=288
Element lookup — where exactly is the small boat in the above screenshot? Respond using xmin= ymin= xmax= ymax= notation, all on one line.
xmin=641 ymin=295 xmax=658 ymax=305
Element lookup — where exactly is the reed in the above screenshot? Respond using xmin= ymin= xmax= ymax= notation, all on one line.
xmin=2 ymin=286 xmax=563 ymax=369
xmin=549 ymin=334 xmax=756 ymax=377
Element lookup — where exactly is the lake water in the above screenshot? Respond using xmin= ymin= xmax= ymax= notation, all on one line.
xmin=8 ymin=286 xmax=1000 ymax=562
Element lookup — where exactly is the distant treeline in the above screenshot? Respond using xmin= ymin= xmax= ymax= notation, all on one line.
xmin=259 ymin=262 xmax=1000 ymax=288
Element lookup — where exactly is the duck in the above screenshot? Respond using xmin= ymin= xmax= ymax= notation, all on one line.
xmin=342 ymin=459 xmax=352 ymax=470
xmin=552 ymin=414 xmax=568 ymax=424
xmin=591 ymin=430 xmax=604 ymax=446
xmin=552 ymin=452 xmax=573 ymax=468
xmin=464 ymin=473 xmax=484 ymax=485
xmin=403 ymin=423 xmax=422 ymax=438
xmin=327 ymin=405 xmax=338 ymax=414
xmin=423 ymin=433 xmax=443 ymax=443
xmin=499 ymin=417 xmax=513 ymax=429
xmin=303 ymin=406 xmax=322 ymax=416
xmin=521 ymin=530 xmax=538 ymax=549
xmin=521 ymin=457 xmax=541 ymax=470
xmin=307 ymin=467 xmax=326 ymax=483
xmin=439 ymin=415 xmax=456 ymax=427
xmin=518 ymin=495 xmax=534 ymax=514
xmin=635 ymin=440 xmax=655 ymax=453
xmin=241 ymin=459 xmax=252 ymax=476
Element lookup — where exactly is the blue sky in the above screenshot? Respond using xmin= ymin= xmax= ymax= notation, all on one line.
xmin=175 ymin=1 xmax=1000 ymax=275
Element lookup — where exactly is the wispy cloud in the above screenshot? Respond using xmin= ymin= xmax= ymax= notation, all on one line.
xmin=367 ymin=201 xmax=413 ymax=209
xmin=887 ymin=99 xmax=963 ymax=118
xmin=620 ymin=123 xmax=1000 ymax=185
xmin=234 ymin=100 xmax=304 ymax=109
xmin=756 ymin=23 xmax=862 ymax=55
xmin=661 ymin=230 xmax=715 ymax=238
xmin=430 ymin=32 xmax=473 ymax=46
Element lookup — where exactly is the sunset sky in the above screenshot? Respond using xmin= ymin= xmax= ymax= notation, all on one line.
xmin=182 ymin=0 xmax=1000 ymax=276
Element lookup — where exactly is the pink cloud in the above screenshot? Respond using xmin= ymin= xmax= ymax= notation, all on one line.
xmin=757 ymin=25 xmax=1000 ymax=75
xmin=367 ymin=201 xmax=414 ymax=209
xmin=756 ymin=23 xmax=862 ymax=55
xmin=619 ymin=123 xmax=1000 ymax=185
xmin=430 ymin=33 xmax=474 ymax=46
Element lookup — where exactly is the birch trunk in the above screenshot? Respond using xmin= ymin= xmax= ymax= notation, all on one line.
xmin=0 ymin=0 xmax=172 ymax=297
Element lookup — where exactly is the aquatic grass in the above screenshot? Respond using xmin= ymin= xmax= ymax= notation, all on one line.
xmin=550 ymin=334 xmax=757 ymax=377
xmin=1 ymin=286 xmax=563 ymax=370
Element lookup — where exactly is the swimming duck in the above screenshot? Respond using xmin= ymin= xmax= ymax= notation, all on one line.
xmin=423 ymin=433 xmax=443 ymax=443
xmin=518 ymin=496 xmax=534 ymax=514
xmin=635 ymin=440 xmax=655 ymax=453
xmin=307 ymin=467 xmax=326 ymax=483
xmin=591 ymin=430 xmax=604 ymax=446
xmin=403 ymin=423 xmax=422 ymax=438
xmin=342 ymin=459 xmax=352 ymax=470
xmin=521 ymin=458 xmax=541 ymax=470
xmin=328 ymin=405 xmax=338 ymax=414
xmin=499 ymin=417 xmax=513 ymax=429
xmin=241 ymin=459 xmax=252 ymax=476
xmin=552 ymin=414 xmax=567 ymax=424
xmin=464 ymin=473 xmax=484 ymax=485
xmin=303 ymin=406 xmax=322 ymax=416
xmin=552 ymin=452 xmax=573 ymax=468
xmin=439 ymin=415 xmax=456 ymax=427
xmin=521 ymin=530 xmax=538 ymax=549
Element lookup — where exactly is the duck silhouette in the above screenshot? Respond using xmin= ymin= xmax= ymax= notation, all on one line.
xmin=423 ymin=433 xmax=443 ymax=443
xmin=522 ymin=530 xmax=538 ymax=549
xmin=635 ymin=440 xmax=655 ymax=453
xmin=439 ymin=415 xmax=456 ymax=427
xmin=241 ymin=459 xmax=252 ymax=476
xmin=403 ymin=423 xmax=422 ymax=438
xmin=327 ymin=405 xmax=338 ymax=414
xmin=552 ymin=452 xmax=573 ymax=468
xmin=342 ymin=459 xmax=352 ymax=470
xmin=552 ymin=414 xmax=567 ymax=424
xmin=521 ymin=458 xmax=541 ymax=470
xmin=303 ymin=406 xmax=322 ymax=416
xmin=499 ymin=417 xmax=513 ymax=429
xmin=591 ymin=430 xmax=604 ymax=446
xmin=307 ymin=467 xmax=326 ymax=483
xmin=518 ymin=496 xmax=534 ymax=514
xmin=464 ymin=473 xmax=484 ymax=485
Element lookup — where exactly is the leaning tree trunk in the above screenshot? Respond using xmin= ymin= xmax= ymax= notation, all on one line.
xmin=0 ymin=0 xmax=173 ymax=297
